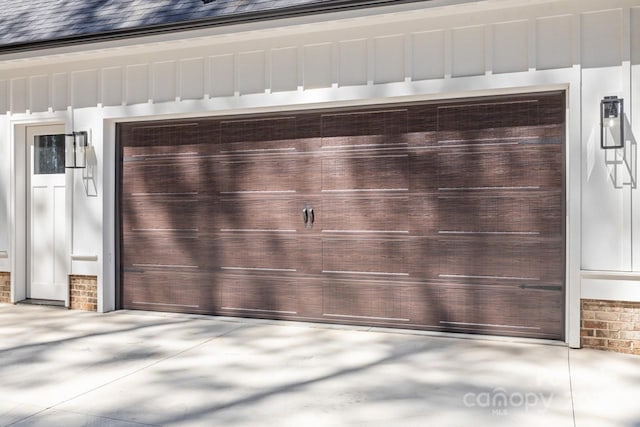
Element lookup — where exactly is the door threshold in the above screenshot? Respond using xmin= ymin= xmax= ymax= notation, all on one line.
xmin=16 ymin=299 xmax=67 ymax=308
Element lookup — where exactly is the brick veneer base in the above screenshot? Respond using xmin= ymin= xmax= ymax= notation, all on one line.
xmin=69 ymin=275 xmax=98 ymax=311
xmin=0 ymin=272 xmax=10 ymax=303
xmin=581 ymin=299 xmax=640 ymax=355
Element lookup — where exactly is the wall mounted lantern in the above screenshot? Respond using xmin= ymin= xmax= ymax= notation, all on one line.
xmin=65 ymin=131 xmax=88 ymax=169
xmin=600 ymin=96 xmax=624 ymax=149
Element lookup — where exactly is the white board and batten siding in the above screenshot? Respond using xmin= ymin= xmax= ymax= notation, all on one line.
xmin=0 ymin=0 xmax=638 ymax=345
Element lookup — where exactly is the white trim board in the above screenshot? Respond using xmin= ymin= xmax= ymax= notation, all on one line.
xmin=581 ymin=272 xmax=640 ymax=302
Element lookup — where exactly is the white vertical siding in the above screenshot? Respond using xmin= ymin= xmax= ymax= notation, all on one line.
xmin=492 ymin=20 xmax=528 ymax=74
xmin=180 ymin=58 xmax=205 ymax=100
xmin=71 ymin=70 xmax=98 ymax=109
xmin=125 ymin=65 xmax=148 ymax=105
xmin=374 ymin=35 xmax=405 ymax=84
xmin=412 ymin=30 xmax=445 ymax=81
xmin=536 ymin=15 xmax=573 ymax=70
xmin=152 ymin=61 xmax=176 ymax=103
xmin=0 ymin=80 xmax=7 ymax=114
xmin=52 ymin=73 xmax=68 ymax=111
xmin=10 ymin=78 xmax=27 ymax=113
xmin=210 ymin=54 xmax=235 ymax=97
xmin=581 ymin=9 xmax=623 ymax=69
xmin=237 ymin=51 xmax=265 ymax=95
xmin=452 ymin=26 xmax=485 ymax=77
xmin=339 ymin=39 xmax=367 ymax=86
xmin=303 ymin=43 xmax=332 ymax=89
xmin=102 ymin=67 xmax=123 ymax=107
xmin=270 ymin=47 xmax=297 ymax=92
xmin=580 ymin=9 xmax=629 ymax=271
xmin=29 ymin=75 xmax=49 ymax=113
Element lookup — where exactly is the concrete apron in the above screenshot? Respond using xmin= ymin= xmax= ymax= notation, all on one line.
xmin=0 ymin=304 xmax=638 ymax=427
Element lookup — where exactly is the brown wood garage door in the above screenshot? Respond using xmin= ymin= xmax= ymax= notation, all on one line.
xmin=118 ymin=91 xmax=565 ymax=340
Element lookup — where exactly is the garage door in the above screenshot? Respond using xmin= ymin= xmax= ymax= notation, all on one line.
xmin=118 ymin=91 xmax=565 ymax=340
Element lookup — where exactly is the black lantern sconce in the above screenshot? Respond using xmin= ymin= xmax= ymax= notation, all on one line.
xmin=600 ymin=96 xmax=624 ymax=149
xmin=65 ymin=131 xmax=88 ymax=169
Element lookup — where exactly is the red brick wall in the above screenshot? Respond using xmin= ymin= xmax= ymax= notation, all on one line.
xmin=69 ymin=275 xmax=98 ymax=311
xmin=0 ymin=272 xmax=10 ymax=303
xmin=581 ymin=299 xmax=640 ymax=355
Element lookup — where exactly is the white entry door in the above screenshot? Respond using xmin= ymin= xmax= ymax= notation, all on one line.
xmin=27 ymin=125 xmax=67 ymax=301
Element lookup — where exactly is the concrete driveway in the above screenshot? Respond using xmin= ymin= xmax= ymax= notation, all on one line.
xmin=0 ymin=304 xmax=638 ymax=427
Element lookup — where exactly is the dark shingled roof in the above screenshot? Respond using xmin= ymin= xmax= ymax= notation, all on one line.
xmin=0 ymin=0 xmax=424 ymax=52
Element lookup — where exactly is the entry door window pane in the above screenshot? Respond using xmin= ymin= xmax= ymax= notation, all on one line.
xmin=34 ymin=135 xmax=65 ymax=175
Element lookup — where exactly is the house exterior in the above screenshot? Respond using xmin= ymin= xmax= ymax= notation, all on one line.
xmin=0 ymin=0 xmax=639 ymax=354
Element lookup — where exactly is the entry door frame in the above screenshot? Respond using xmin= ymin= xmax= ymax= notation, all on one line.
xmin=10 ymin=120 xmax=71 ymax=306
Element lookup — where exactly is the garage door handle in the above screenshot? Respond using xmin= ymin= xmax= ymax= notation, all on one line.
xmin=309 ymin=208 xmax=314 ymax=224
xmin=302 ymin=208 xmax=308 ymax=224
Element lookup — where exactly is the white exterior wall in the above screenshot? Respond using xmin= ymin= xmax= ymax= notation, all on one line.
xmin=0 ymin=0 xmax=639 ymax=346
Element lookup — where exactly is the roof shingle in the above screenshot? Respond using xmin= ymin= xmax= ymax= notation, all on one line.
xmin=0 ymin=0 xmax=417 ymax=51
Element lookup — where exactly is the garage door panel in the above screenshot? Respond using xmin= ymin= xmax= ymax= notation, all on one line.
xmin=321 ymin=134 xmax=413 ymax=149
xmin=202 ymin=196 xmax=301 ymax=233
xmin=405 ymin=284 xmax=442 ymax=326
xmin=295 ymin=280 xmax=323 ymax=317
xmin=409 ymin=193 xmax=439 ymax=235
xmin=536 ymin=93 xmax=566 ymax=126
xmin=217 ymin=274 xmax=298 ymax=315
xmin=124 ymin=122 xmax=200 ymax=147
xmin=322 ymin=238 xmax=409 ymax=276
xmin=122 ymin=270 xmax=209 ymax=312
xmin=322 ymin=281 xmax=409 ymax=323
xmin=213 ymin=137 xmax=321 ymax=155
xmin=438 ymin=235 xmax=563 ymax=283
xmin=122 ymin=235 xmax=202 ymax=268
xmin=410 ymin=150 xmax=440 ymax=191
xmin=405 ymin=131 xmax=438 ymax=147
xmin=207 ymin=236 xmax=302 ymax=272
xmin=437 ymin=124 xmax=564 ymax=145
xmin=322 ymin=154 xmax=409 ymax=191
xmin=510 ymin=145 xmax=563 ymax=188
xmin=123 ymin=158 xmax=200 ymax=195
xmin=437 ymin=190 xmax=563 ymax=235
xmin=437 ymin=99 xmax=540 ymax=132
xmin=322 ymin=195 xmax=409 ymax=233
xmin=209 ymin=155 xmax=319 ymax=194
xmin=123 ymin=142 xmax=204 ymax=158
xmin=123 ymin=196 xmax=199 ymax=232
xmin=437 ymin=144 xmax=562 ymax=189
xmin=219 ymin=116 xmax=298 ymax=145
xmin=440 ymin=285 xmax=564 ymax=339
xmin=319 ymin=282 xmax=440 ymax=328
xmin=321 ymin=109 xmax=408 ymax=138
xmin=207 ymin=115 xmax=323 ymax=154
xmin=407 ymin=238 xmax=440 ymax=279
xmin=437 ymin=150 xmax=511 ymax=189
